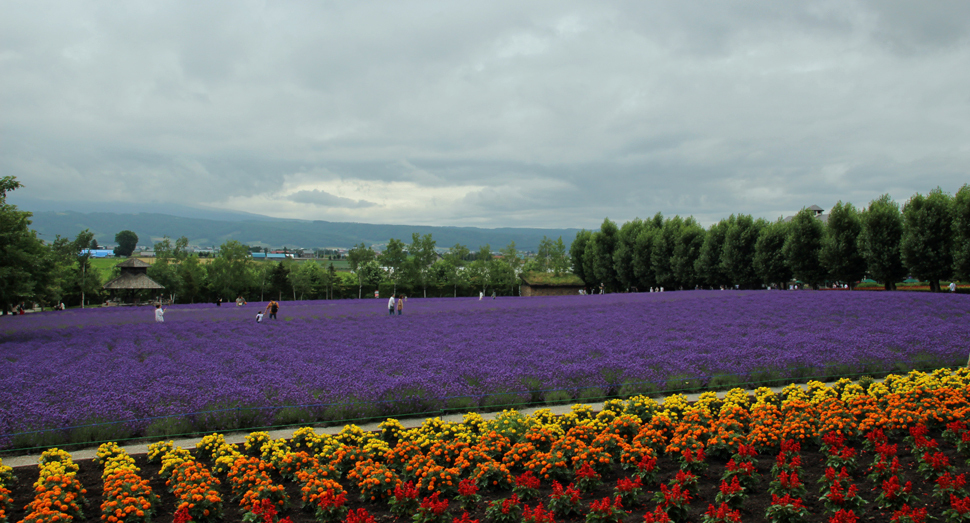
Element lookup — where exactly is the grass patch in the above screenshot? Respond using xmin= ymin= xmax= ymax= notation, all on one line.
xmin=519 ymin=271 xmax=584 ymax=286
xmin=194 ymin=403 xmax=264 ymax=433
xmin=68 ymin=418 xmax=134 ymax=445
xmin=617 ymin=380 xmax=659 ymax=398
xmin=274 ymin=406 xmax=316 ymax=426
xmin=543 ymin=390 xmax=574 ymax=405
xmin=379 ymin=387 xmax=437 ymax=417
xmin=663 ymin=374 xmax=705 ymax=393
xmin=577 ymin=387 xmax=607 ymax=402
xmin=747 ymin=368 xmax=784 ymax=388
xmin=520 ymin=377 xmax=547 ymax=404
xmin=145 ymin=416 xmax=195 ymax=439
xmin=481 ymin=392 xmax=529 ymax=410
xmin=323 ymin=398 xmax=382 ymax=424
xmin=707 ymin=374 xmax=742 ymax=391
xmin=443 ymin=396 xmax=478 ymax=412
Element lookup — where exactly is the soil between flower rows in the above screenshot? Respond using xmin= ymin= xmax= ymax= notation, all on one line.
xmin=5 ymin=429 xmax=966 ymax=523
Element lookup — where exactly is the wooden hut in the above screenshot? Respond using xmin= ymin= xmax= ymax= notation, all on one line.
xmin=103 ymin=258 xmax=164 ymax=303
xmin=519 ymin=272 xmax=585 ymax=297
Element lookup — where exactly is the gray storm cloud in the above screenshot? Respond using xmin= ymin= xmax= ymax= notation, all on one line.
xmin=288 ymin=189 xmax=376 ymax=209
xmin=2 ymin=1 xmax=970 ymax=228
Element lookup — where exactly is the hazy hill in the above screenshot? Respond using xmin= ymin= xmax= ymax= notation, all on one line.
xmin=27 ymin=210 xmax=581 ymax=252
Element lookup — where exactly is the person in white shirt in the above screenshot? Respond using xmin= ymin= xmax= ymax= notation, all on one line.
xmin=388 ymin=295 xmax=396 ymax=315
xmin=479 ymin=291 xmax=484 ymax=300
xmin=950 ymin=282 xmax=957 ymax=293
xmin=154 ymin=304 xmax=165 ymax=323
xmin=256 ymin=311 xmax=264 ymax=323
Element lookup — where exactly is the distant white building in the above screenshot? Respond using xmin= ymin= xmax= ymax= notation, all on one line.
xmin=784 ymin=205 xmax=828 ymax=224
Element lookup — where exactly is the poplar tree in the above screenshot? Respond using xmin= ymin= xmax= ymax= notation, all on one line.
xmin=858 ymin=195 xmax=906 ymax=290
xmin=783 ymin=209 xmax=826 ymax=289
xmin=694 ymin=216 xmax=735 ymax=288
xmin=820 ymin=201 xmax=866 ymax=288
xmin=754 ymin=219 xmax=791 ymax=288
xmin=720 ymin=214 xmax=765 ymax=289
xmin=901 ymin=188 xmax=953 ymax=292
xmin=952 ymin=184 xmax=970 ymax=282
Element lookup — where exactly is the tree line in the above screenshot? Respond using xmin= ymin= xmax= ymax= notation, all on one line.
xmin=571 ymin=187 xmax=970 ymax=293
xmin=0 ymin=176 xmax=574 ymax=310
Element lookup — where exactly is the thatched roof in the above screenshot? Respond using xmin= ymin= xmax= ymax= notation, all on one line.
xmin=520 ymin=271 xmax=585 ymax=287
xmin=103 ymin=272 xmax=165 ymax=290
xmin=115 ymin=258 xmax=152 ymax=268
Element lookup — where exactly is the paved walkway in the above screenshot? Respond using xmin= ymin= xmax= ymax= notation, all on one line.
xmin=2 ymin=381 xmax=846 ymax=469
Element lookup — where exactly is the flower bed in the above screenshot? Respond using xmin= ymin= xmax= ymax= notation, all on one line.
xmin=5 ymin=369 xmax=970 ymax=522
xmin=3 ymin=291 xmax=970 ymax=449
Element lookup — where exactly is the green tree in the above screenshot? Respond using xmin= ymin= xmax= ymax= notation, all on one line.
xmin=148 ymin=237 xmax=180 ymax=301
xmin=550 ymin=236 xmax=570 ymax=276
xmin=858 ymin=194 xmax=907 ymax=290
xmin=720 ymin=215 xmax=765 ymax=289
xmin=613 ymin=219 xmax=643 ymax=290
xmin=783 ymin=209 xmax=826 ymax=289
xmin=177 ymin=255 xmax=206 ymax=303
xmin=270 ymin=261 xmax=293 ymax=300
xmin=289 ymin=260 xmax=321 ymax=300
xmin=901 ymin=188 xmax=954 ymax=292
xmin=672 ymin=217 xmax=706 ymax=289
xmin=651 ymin=216 xmax=683 ymax=289
xmin=357 ymin=259 xmax=385 ymax=287
xmin=443 ymin=243 xmax=470 ymax=297
xmin=632 ymin=214 xmax=663 ymax=290
xmin=820 ymin=201 xmax=866 ymax=288
xmin=570 ymin=230 xmax=592 ymax=284
xmin=208 ymin=240 xmax=254 ymax=300
xmin=470 ymin=244 xmax=494 ymax=293
xmin=347 ymin=243 xmax=376 ymax=299
xmin=591 ymin=218 xmax=620 ymax=291
xmin=952 ymin=185 xmax=970 ymax=282
xmin=499 ymin=241 xmax=523 ymax=295
xmin=754 ymin=219 xmax=791 ymax=288
xmin=534 ymin=236 xmax=555 ymax=272
xmin=113 ymin=230 xmax=138 ymax=257
xmin=380 ymin=238 xmax=408 ymax=294
xmin=0 ymin=177 xmax=50 ymax=313
xmin=410 ymin=233 xmax=437 ymax=297
xmin=253 ymin=261 xmax=275 ymax=302
xmin=695 ymin=216 xmax=735 ymax=288
xmin=60 ymin=229 xmax=102 ymax=307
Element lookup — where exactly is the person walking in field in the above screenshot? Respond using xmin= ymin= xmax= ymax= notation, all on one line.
xmin=255 ymin=310 xmax=264 ymax=323
xmin=396 ymin=294 xmax=404 ymax=315
xmin=951 ymin=282 xmax=957 ymax=293
xmin=388 ymin=294 xmax=396 ymax=316
xmin=265 ymin=300 xmax=279 ymax=320
xmin=154 ymin=303 xmax=165 ymax=323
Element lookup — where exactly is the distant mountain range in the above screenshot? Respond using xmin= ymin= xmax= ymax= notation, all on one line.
xmin=25 ymin=209 xmax=581 ymax=252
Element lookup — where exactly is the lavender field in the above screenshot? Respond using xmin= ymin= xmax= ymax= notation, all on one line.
xmin=1 ymin=290 xmax=968 ymax=448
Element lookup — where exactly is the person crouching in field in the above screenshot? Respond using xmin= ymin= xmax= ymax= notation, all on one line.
xmin=154 ymin=303 xmax=165 ymax=323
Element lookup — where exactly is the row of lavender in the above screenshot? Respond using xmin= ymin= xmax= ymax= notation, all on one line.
xmin=1 ymin=291 xmax=967 ymax=448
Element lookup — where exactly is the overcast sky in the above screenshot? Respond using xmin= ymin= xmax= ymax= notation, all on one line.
xmin=3 ymin=1 xmax=969 ymax=229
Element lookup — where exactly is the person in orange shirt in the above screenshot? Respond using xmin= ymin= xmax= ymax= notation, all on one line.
xmin=265 ymin=300 xmax=279 ymax=320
